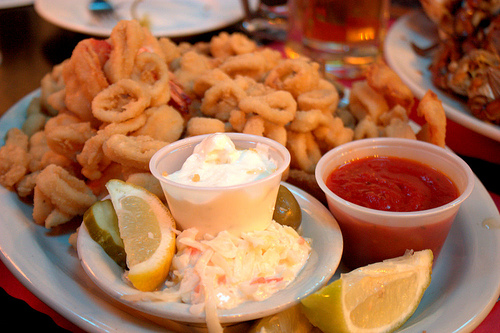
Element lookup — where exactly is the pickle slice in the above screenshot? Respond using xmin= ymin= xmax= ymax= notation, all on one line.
xmin=273 ymin=185 xmax=302 ymax=230
xmin=83 ymin=199 xmax=126 ymax=268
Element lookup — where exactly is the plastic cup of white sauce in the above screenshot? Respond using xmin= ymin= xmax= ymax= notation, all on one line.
xmin=150 ymin=133 xmax=291 ymax=237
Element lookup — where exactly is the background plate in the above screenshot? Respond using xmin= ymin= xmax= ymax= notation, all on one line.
xmin=34 ymin=0 xmax=258 ymax=37
xmin=385 ymin=10 xmax=500 ymax=142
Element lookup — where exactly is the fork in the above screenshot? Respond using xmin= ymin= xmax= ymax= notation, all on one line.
xmin=88 ymin=0 xmax=119 ymax=21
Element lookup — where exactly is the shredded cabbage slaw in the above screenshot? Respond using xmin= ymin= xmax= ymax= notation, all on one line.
xmin=122 ymin=221 xmax=311 ymax=332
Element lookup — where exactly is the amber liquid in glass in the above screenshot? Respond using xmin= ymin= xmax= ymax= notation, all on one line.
xmin=286 ymin=0 xmax=389 ymax=78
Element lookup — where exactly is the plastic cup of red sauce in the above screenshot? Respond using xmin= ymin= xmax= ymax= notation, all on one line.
xmin=315 ymin=138 xmax=474 ymax=269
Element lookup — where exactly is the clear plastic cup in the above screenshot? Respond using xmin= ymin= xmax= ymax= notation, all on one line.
xmin=315 ymin=138 xmax=474 ymax=269
xmin=150 ymin=133 xmax=291 ymax=237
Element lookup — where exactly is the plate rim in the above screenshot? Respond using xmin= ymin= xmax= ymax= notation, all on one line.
xmin=384 ymin=10 xmax=500 ymax=143
xmin=0 ymin=0 xmax=33 ymax=9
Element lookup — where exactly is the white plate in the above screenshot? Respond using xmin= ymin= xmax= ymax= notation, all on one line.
xmin=0 ymin=90 xmax=500 ymax=332
xmin=77 ymin=182 xmax=343 ymax=325
xmin=34 ymin=0 xmax=258 ymax=38
xmin=384 ymin=10 xmax=500 ymax=143
xmin=0 ymin=0 xmax=32 ymax=9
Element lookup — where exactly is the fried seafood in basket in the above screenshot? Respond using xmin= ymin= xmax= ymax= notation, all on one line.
xmin=419 ymin=0 xmax=500 ymax=124
xmin=0 ymin=20 xmax=447 ymax=228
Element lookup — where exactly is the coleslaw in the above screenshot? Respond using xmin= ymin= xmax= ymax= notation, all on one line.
xmin=123 ymin=221 xmax=311 ymax=332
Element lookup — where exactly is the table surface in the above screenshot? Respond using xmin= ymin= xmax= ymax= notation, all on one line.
xmin=0 ymin=3 xmax=499 ymax=333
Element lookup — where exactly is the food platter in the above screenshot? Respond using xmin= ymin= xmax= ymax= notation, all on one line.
xmin=0 ymin=90 xmax=500 ymax=332
xmin=34 ymin=0 xmax=258 ymax=38
xmin=384 ymin=10 xmax=500 ymax=143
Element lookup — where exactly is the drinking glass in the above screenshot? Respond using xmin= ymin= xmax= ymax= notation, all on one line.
xmin=285 ymin=0 xmax=390 ymax=79
xmin=239 ymin=0 xmax=288 ymax=42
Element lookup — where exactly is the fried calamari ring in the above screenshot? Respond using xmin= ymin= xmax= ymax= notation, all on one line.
xmin=378 ymin=105 xmax=409 ymax=126
xmin=239 ymin=90 xmax=297 ymax=125
xmin=173 ymin=50 xmax=218 ymax=94
xmin=365 ymin=59 xmax=415 ymax=113
xmin=297 ymin=89 xmax=339 ymax=112
xmin=218 ymin=52 xmax=268 ymax=81
xmin=33 ymin=186 xmax=55 ymax=226
xmin=35 ymin=164 xmax=97 ymax=219
xmin=353 ymin=116 xmax=380 ymax=140
xmin=5 ymin=127 xmax=29 ymax=150
xmin=0 ymin=129 xmax=30 ymax=189
xmin=264 ymin=59 xmax=320 ymax=98
xmin=40 ymin=150 xmax=80 ymax=176
xmin=348 ymin=81 xmax=389 ymax=122
xmin=76 ymin=132 xmax=112 ymax=180
xmin=139 ymin=25 xmax=166 ymax=60
xmin=62 ymin=39 xmax=109 ymax=121
xmin=44 ymin=113 xmax=96 ymax=160
xmin=92 ymin=79 xmax=151 ymax=123
xmin=101 ymin=113 xmax=148 ymax=136
xmin=186 ymin=117 xmax=225 ymax=136
xmin=228 ymin=109 xmax=247 ymax=132
xmin=383 ymin=118 xmax=417 ymax=140
xmin=131 ymin=52 xmax=170 ymax=106
xmin=209 ymin=32 xmax=257 ymax=59
xmin=289 ymin=109 xmax=326 ymax=132
xmin=40 ymin=60 xmax=66 ymax=116
xmin=28 ymin=131 xmax=51 ymax=172
xmin=287 ymin=131 xmax=322 ymax=174
xmin=22 ymin=98 xmax=48 ymax=138
xmin=416 ymin=90 xmax=446 ymax=147
xmin=264 ymin=121 xmax=287 ymax=147
xmin=102 ymin=134 xmax=167 ymax=170
xmin=63 ymin=39 xmax=111 ymax=123
xmin=234 ymin=76 xmax=272 ymax=97
xmin=133 ymin=105 xmax=184 ymax=142
xmin=313 ymin=117 xmax=354 ymax=151
xmin=257 ymin=48 xmax=283 ymax=72
xmin=158 ymin=37 xmax=181 ymax=64
xmin=243 ymin=115 xmax=265 ymax=136
xmin=15 ymin=170 xmax=40 ymax=198
xmin=201 ymin=80 xmax=247 ymax=121
xmin=78 ymin=113 xmax=149 ymax=180
xmin=104 ymin=20 xmax=145 ymax=83
xmin=192 ymin=68 xmax=231 ymax=98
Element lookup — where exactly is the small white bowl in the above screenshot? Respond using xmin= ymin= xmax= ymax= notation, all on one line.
xmin=149 ymin=133 xmax=291 ymax=237
xmin=315 ymin=138 xmax=474 ymax=269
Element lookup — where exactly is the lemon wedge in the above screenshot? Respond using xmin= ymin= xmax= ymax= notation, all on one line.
xmin=83 ymin=199 xmax=126 ymax=268
xmin=248 ymin=304 xmax=312 ymax=333
xmin=301 ymin=249 xmax=433 ymax=333
xmin=106 ymin=179 xmax=176 ymax=292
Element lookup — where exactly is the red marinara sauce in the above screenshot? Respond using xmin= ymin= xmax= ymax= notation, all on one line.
xmin=326 ymin=156 xmax=459 ymax=212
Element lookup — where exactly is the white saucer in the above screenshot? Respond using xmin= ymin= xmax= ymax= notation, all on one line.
xmin=77 ymin=182 xmax=344 ymax=325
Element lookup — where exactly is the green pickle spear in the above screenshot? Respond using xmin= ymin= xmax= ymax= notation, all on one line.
xmin=273 ymin=185 xmax=302 ymax=230
xmin=83 ymin=199 xmax=127 ymax=268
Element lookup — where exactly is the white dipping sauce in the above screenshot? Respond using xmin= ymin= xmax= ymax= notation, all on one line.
xmin=165 ymin=133 xmax=277 ymax=187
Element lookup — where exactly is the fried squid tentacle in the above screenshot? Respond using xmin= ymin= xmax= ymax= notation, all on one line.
xmin=33 ymin=164 xmax=97 ymax=228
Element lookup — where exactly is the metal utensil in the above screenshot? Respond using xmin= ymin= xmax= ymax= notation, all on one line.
xmin=88 ymin=0 xmax=118 ymax=21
